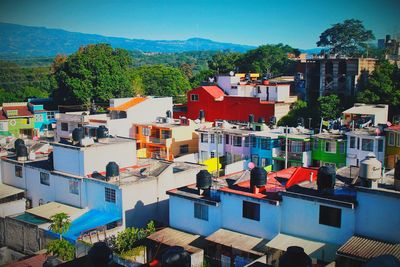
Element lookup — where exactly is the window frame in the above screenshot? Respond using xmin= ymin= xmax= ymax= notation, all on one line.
xmin=190 ymin=94 xmax=199 ymax=102
xmin=350 ymin=136 xmax=356 ymax=149
xmin=69 ymin=180 xmax=79 ymax=195
xmin=319 ymin=205 xmax=341 ymax=228
xmin=201 ymin=133 xmax=208 ymax=143
xmin=105 ymin=187 xmax=116 ymax=203
xmin=61 ymin=122 xmax=68 ymax=132
xmin=388 ymin=132 xmax=395 ymax=146
xmin=242 ymin=201 xmax=260 ymax=221
xmin=40 ymin=172 xmax=50 ymax=186
xmin=361 ymin=138 xmax=374 ymax=152
xmin=15 ymin=165 xmax=23 ymax=178
xmin=194 ymin=202 xmax=208 ymax=221
xmin=260 ymin=138 xmax=270 ymax=150
xmin=325 ymin=141 xmax=337 ymax=153
xmin=233 ymin=136 xmax=242 ymax=147
xmin=180 ymin=144 xmax=189 ymax=154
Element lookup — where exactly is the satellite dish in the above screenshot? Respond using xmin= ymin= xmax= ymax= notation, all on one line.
xmin=248 ymin=162 xmax=255 ymax=169
xmin=229 ymin=71 xmax=234 ymax=76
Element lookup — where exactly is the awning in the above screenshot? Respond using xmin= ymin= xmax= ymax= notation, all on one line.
xmin=267 ymin=233 xmax=340 ymax=262
xmin=63 ymin=209 xmax=122 ymax=241
xmin=147 ymin=227 xmax=204 ymax=254
xmin=26 ymin=202 xmax=83 ymax=220
xmin=206 ymin=229 xmax=268 ymax=256
xmin=0 ymin=183 xmax=24 ymax=200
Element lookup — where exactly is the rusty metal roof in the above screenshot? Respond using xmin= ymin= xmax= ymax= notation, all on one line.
xmin=337 ymin=235 xmax=400 ymax=262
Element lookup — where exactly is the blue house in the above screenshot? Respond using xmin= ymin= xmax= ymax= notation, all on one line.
xmin=250 ymin=131 xmax=280 ymax=170
xmin=28 ymin=98 xmax=58 ymax=136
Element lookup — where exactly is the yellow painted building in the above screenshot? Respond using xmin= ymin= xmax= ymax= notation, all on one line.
xmin=134 ymin=118 xmax=212 ymax=161
xmin=385 ymin=125 xmax=400 ymax=169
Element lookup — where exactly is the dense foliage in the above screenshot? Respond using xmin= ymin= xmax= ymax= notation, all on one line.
xmin=317 ymin=95 xmax=341 ymax=120
xmin=357 ymin=60 xmax=400 ymax=117
xmin=53 ymin=44 xmax=134 ymax=107
xmin=317 ymin=19 xmax=375 ymax=56
xmin=208 ymin=52 xmax=241 ymax=74
xmin=47 ymin=213 xmax=75 ymax=261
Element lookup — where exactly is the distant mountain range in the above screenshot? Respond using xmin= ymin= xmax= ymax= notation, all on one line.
xmin=0 ymin=22 xmax=257 ymax=58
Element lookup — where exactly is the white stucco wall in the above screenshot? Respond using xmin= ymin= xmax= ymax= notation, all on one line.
xmin=0 ymin=199 xmax=25 ymax=217
xmin=1 ymin=161 xmax=26 ymax=189
xmin=346 ymin=134 xmax=385 ymax=166
xmin=281 ymin=196 xmax=355 ymax=245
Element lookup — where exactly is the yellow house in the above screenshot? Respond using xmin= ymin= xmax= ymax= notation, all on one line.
xmin=385 ymin=125 xmax=400 ymax=169
xmin=134 ymin=117 xmax=212 ymax=161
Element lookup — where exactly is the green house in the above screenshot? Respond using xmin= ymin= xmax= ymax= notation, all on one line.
xmin=0 ymin=103 xmax=35 ymax=138
xmin=311 ymin=132 xmax=346 ymax=168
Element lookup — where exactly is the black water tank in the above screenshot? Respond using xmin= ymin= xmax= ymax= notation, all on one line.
xmin=199 ymin=110 xmax=205 ymax=120
xmin=161 ymin=246 xmax=190 ymax=267
xmin=106 ymin=162 xmax=119 ymax=180
xmin=317 ymin=166 xmax=336 ymax=191
xmin=196 ymin=170 xmax=212 ymax=190
xmin=249 ymin=114 xmax=255 ymax=124
xmin=16 ymin=145 xmax=28 ymax=158
xmin=96 ymin=125 xmax=109 ymax=139
xmin=88 ymin=241 xmax=113 ymax=267
xmin=279 ymin=246 xmax=312 ymax=267
xmin=14 ymin=139 xmax=25 ymax=149
xmin=270 ymin=116 xmax=277 ymax=125
xmin=250 ymin=167 xmax=267 ymax=188
xmin=166 ymin=110 xmax=172 ymax=118
xmin=72 ymin=127 xmax=84 ymax=142
xmin=394 ymin=160 xmax=400 ymax=181
xmin=258 ymin=117 xmax=265 ymax=123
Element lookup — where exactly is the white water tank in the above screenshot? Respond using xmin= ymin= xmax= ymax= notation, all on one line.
xmin=359 ymin=153 xmax=382 ymax=186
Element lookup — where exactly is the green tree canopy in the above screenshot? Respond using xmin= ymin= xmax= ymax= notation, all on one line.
xmin=47 ymin=213 xmax=75 ymax=261
xmin=278 ymin=100 xmax=313 ymax=127
xmin=317 ymin=94 xmax=341 ymax=120
xmin=130 ymin=64 xmax=191 ymax=101
xmin=53 ymin=44 xmax=134 ymax=107
xmin=317 ymin=19 xmax=375 ymax=56
xmin=207 ymin=51 xmax=241 ymax=74
xmin=235 ymin=44 xmax=296 ymax=75
xmin=357 ymin=60 xmax=400 ymax=117
xmin=189 ymin=69 xmax=216 ymax=88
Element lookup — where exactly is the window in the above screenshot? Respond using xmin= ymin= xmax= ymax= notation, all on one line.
xmin=361 ymin=139 xmax=374 ymax=152
xmin=190 ymin=94 xmax=199 ymax=101
xmin=243 ymin=201 xmax=260 ymax=221
xmin=210 ymin=134 xmax=215 ymax=144
xmin=378 ymin=139 xmax=384 ymax=152
xmin=161 ymin=130 xmax=171 ymax=139
xmin=69 ymin=180 xmax=79 ymax=195
xmin=225 ymin=134 xmax=230 ymax=145
xmin=180 ymin=144 xmax=189 ymax=154
xmin=142 ymin=127 xmax=150 ymax=136
xmin=194 ymin=203 xmax=208 ymax=221
xmin=290 ymin=141 xmax=303 ymax=153
xmin=201 ymin=133 xmax=208 ymax=143
xmin=105 ymin=188 xmax=116 ymax=203
xmin=325 ymin=141 xmax=336 ymax=153
xmin=61 ymin=123 xmax=68 ymax=132
xmin=260 ymin=139 xmax=270 ymax=150
xmin=251 ymin=136 xmax=257 ymax=148
xmin=233 ymin=136 xmax=242 ymax=147
xmin=244 ymin=137 xmax=250 ymax=147
xmin=200 ymin=151 xmax=208 ymax=161
xmin=261 ymin=158 xmax=268 ymax=167
xmin=15 ymin=166 xmax=22 ymax=178
xmin=251 ymin=155 xmax=259 ymax=166
xmin=350 ymin=136 xmax=356 ymax=148
xmin=388 ymin=132 xmax=395 ymax=146
xmin=339 ymin=142 xmax=346 ymax=154
xmin=313 ymin=139 xmax=319 ymax=150
xmin=319 ymin=205 xmax=341 ymax=228
xmin=47 ymin=112 xmax=55 ymax=120
xmin=210 ymin=151 xmax=215 ymax=158
xmin=40 ymin=172 xmax=50 ymax=186
xmin=218 ymin=135 xmax=222 ymax=144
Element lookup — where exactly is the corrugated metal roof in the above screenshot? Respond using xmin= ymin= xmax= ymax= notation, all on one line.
xmin=205 ymin=228 xmax=268 ymax=256
xmin=26 ymin=202 xmax=83 ymax=220
xmin=0 ymin=183 xmax=24 ymax=199
xmin=337 ymin=235 xmax=400 ymax=261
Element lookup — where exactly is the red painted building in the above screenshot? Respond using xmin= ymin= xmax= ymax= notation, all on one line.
xmin=174 ymin=86 xmax=275 ymax=122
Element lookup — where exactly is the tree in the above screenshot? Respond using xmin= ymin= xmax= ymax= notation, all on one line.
xmin=47 ymin=213 xmax=75 ymax=261
xmin=235 ymin=44 xmax=297 ymax=75
xmin=207 ymin=52 xmax=241 ymax=74
xmin=278 ymin=100 xmax=314 ymax=127
xmin=357 ymin=60 xmax=400 ymax=117
xmin=317 ymin=94 xmax=341 ymax=120
xmin=53 ymin=44 xmax=134 ymax=107
xmin=130 ymin=65 xmax=191 ymax=101
xmin=189 ymin=69 xmax=216 ymax=88
xmin=317 ymin=19 xmax=375 ymax=56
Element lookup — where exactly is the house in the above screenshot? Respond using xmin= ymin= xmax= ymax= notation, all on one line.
xmin=345 ymin=128 xmax=385 ymax=167
xmin=134 ymin=117 xmax=212 ymax=161
xmin=27 ymin=98 xmax=58 ymax=137
xmin=0 ymin=183 xmax=25 ymax=218
xmin=342 ymin=103 xmax=389 ymax=126
xmin=311 ymin=132 xmax=347 ymax=168
xmin=0 ymin=103 xmax=34 ymax=138
xmin=249 ymin=130 xmax=280 ymax=170
xmin=385 ymin=125 xmax=400 ymax=169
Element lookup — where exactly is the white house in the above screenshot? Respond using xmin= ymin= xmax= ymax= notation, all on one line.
xmin=345 ymin=128 xmax=385 ymax=166
xmin=342 ymin=103 xmax=389 ymax=126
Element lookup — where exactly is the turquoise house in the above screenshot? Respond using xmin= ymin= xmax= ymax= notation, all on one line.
xmin=28 ymin=98 xmax=58 ymax=136
xmin=250 ymin=132 xmax=280 ymax=170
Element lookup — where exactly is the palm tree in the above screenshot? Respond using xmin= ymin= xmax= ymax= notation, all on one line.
xmin=49 ymin=212 xmax=71 ymax=240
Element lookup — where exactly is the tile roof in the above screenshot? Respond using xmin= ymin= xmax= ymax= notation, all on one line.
xmin=108 ymin=97 xmax=147 ymax=111
xmin=6 ymin=254 xmax=48 ymax=267
xmin=387 ymin=125 xmax=400 ymax=131
xmin=337 ymin=235 xmax=400 ymax=262
xmin=0 ymin=105 xmax=33 ymax=120
xmin=201 ymin=86 xmax=225 ymax=99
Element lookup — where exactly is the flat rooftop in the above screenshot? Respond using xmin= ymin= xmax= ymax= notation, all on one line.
xmin=51 ymin=136 xmax=135 ymax=150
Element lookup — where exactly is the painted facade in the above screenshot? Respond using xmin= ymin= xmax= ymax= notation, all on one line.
xmin=385 ymin=125 xmax=400 ymax=169
xmin=311 ymin=133 xmax=347 ymax=168
xmin=27 ymin=99 xmax=58 ymax=136
xmin=0 ymin=103 xmax=34 ymax=138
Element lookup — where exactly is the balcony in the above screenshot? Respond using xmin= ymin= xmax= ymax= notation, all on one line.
xmin=149 ymin=137 xmax=167 ymax=145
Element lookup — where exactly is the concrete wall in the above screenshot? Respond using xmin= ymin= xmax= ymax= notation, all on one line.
xmin=281 ymin=196 xmax=355 ymax=245
xmin=1 ymin=160 xmax=26 ymax=189
xmin=355 ymin=190 xmax=400 ymax=243
xmin=225 ymin=160 xmax=247 ymax=175
xmin=346 ymin=134 xmax=385 ymax=166
xmin=220 ymin=193 xmax=280 ymax=240
xmin=0 ymin=199 xmax=25 ymax=218
xmin=3 ymin=217 xmax=41 ymax=254
xmin=85 ymin=179 xmax=122 ymax=218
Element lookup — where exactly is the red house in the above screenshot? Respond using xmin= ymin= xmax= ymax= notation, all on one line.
xmin=174 ymin=86 xmax=275 ymax=122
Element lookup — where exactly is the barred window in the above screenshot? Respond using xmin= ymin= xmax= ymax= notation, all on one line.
xmin=105 ymin=188 xmax=116 ymax=203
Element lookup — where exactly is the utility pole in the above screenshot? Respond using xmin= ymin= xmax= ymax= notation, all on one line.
xmin=285 ymin=125 xmax=288 ymax=169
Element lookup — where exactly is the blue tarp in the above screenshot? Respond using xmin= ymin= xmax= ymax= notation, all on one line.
xmin=46 ymin=209 xmax=121 ymax=243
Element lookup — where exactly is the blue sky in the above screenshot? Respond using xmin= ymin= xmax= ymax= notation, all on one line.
xmin=0 ymin=0 xmax=399 ymax=48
